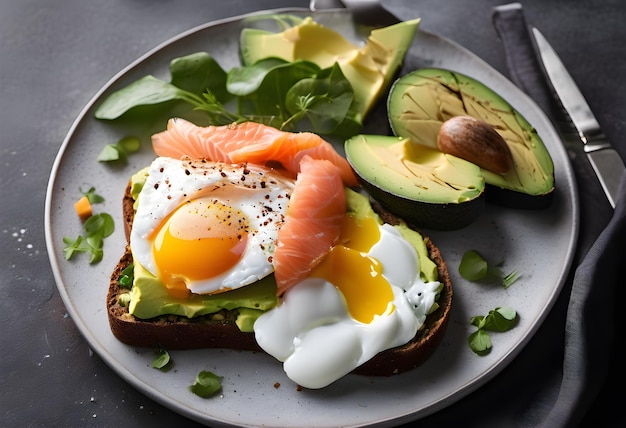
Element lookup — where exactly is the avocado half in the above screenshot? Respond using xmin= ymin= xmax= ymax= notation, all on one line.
xmin=344 ymin=134 xmax=485 ymax=230
xmin=239 ymin=16 xmax=420 ymax=124
xmin=387 ymin=68 xmax=555 ymax=208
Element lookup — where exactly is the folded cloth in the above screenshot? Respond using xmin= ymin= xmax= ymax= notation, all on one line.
xmin=492 ymin=3 xmax=625 ymax=427
xmin=542 ymin=171 xmax=626 ymax=426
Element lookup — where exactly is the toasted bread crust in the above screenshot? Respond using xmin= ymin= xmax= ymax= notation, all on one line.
xmin=107 ymin=245 xmax=264 ymax=351
xmin=108 ymin=181 xmax=452 ymax=376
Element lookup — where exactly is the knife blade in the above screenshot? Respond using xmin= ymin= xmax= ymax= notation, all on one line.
xmin=532 ymin=27 xmax=624 ymax=208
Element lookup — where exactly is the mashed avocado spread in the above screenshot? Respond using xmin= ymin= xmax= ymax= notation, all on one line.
xmin=125 ymin=169 xmax=439 ymax=332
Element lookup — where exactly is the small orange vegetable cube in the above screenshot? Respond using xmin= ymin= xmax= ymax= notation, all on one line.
xmin=74 ymin=195 xmax=92 ymax=221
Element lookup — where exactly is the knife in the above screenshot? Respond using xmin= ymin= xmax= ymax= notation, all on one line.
xmin=531 ymin=27 xmax=624 ymax=208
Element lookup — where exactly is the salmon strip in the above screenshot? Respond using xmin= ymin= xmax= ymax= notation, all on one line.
xmin=273 ymin=156 xmax=347 ymax=296
xmin=152 ymin=118 xmax=358 ymax=187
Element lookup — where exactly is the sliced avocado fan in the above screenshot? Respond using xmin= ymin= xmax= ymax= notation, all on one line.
xmin=240 ymin=16 xmax=420 ymax=124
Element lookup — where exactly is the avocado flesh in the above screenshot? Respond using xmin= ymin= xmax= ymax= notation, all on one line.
xmin=388 ymin=68 xmax=555 ymax=201
xmin=129 ymin=263 xmax=278 ymax=332
xmin=345 ymin=134 xmax=484 ymax=203
xmin=345 ymin=134 xmax=485 ymax=230
xmin=240 ymin=16 xmax=420 ymax=122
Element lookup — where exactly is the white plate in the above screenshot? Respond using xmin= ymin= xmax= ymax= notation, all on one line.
xmin=45 ymin=8 xmax=578 ymax=428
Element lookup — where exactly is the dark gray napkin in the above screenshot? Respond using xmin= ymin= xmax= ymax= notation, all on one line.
xmin=491 ymin=3 xmax=625 ymax=427
xmin=542 ymin=173 xmax=626 ymax=426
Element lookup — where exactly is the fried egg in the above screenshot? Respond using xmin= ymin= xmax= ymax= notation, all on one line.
xmin=130 ymin=157 xmax=294 ymax=295
xmin=254 ymin=212 xmax=442 ymax=389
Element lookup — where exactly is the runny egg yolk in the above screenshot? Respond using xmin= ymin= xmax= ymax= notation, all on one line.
xmin=151 ymin=198 xmax=248 ymax=297
xmin=311 ymin=214 xmax=394 ymax=324
xmin=338 ymin=212 xmax=380 ymax=252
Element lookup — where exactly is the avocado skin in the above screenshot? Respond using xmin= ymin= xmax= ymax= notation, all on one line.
xmin=485 ymin=183 xmax=554 ymax=209
xmin=388 ymin=68 xmax=555 ymax=209
xmin=345 ymin=135 xmax=485 ymax=231
xmin=356 ymin=177 xmax=485 ymax=231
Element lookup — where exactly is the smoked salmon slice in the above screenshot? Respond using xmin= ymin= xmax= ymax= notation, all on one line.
xmin=152 ymin=118 xmax=358 ymax=187
xmin=273 ymin=156 xmax=347 ymax=296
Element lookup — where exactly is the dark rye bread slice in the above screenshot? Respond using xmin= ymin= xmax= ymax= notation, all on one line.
xmin=109 ymin=183 xmax=263 ymax=352
xmin=108 ymin=245 xmax=264 ymax=352
xmin=107 ymin=182 xmax=453 ymax=376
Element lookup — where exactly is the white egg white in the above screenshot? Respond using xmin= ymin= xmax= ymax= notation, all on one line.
xmin=130 ymin=156 xmax=295 ymax=294
xmin=254 ymin=223 xmax=442 ymax=389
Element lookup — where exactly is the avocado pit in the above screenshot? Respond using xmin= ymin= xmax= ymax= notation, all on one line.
xmin=437 ymin=116 xmax=514 ymax=174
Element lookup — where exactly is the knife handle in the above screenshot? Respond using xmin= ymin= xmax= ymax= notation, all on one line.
xmin=492 ymin=3 xmax=562 ymax=116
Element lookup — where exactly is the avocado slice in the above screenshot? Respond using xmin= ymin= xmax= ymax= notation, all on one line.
xmin=240 ymin=16 xmax=420 ymax=123
xmin=345 ymin=134 xmax=485 ymax=230
xmin=387 ymin=68 xmax=555 ymax=208
xmin=129 ymin=263 xmax=278 ymax=332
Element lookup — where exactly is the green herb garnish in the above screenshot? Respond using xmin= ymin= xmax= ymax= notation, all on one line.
xmin=118 ymin=263 xmax=134 ymax=288
xmin=63 ymin=187 xmax=114 ymax=264
xmin=80 ymin=186 xmax=105 ymax=204
xmin=189 ymin=370 xmax=223 ymax=398
xmin=458 ymin=249 xmax=520 ymax=288
xmin=151 ymin=348 xmax=172 ymax=371
xmin=458 ymin=250 xmax=489 ymax=281
xmin=94 ymin=51 xmax=358 ymax=137
xmin=468 ymin=307 xmax=517 ymax=355
xmin=63 ymin=213 xmax=114 ymax=263
xmin=502 ymin=270 xmax=520 ymax=288
xmin=98 ymin=136 xmax=141 ymax=162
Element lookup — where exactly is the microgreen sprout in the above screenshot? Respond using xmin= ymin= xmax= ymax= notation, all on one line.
xmin=458 ymin=249 xmax=521 ymax=288
xmin=98 ymin=136 xmax=141 ymax=163
xmin=63 ymin=187 xmax=114 ymax=264
xmin=190 ymin=370 xmax=223 ymax=398
xmin=502 ymin=270 xmax=521 ymax=288
xmin=468 ymin=307 xmax=518 ymax=355
xmin=118 ymin=263 xmax=134 ymax=288
xmin=80 ymin=186 xmax=105 ymax=204
xmin=151 ymin=348 xmax=172 ymax=371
